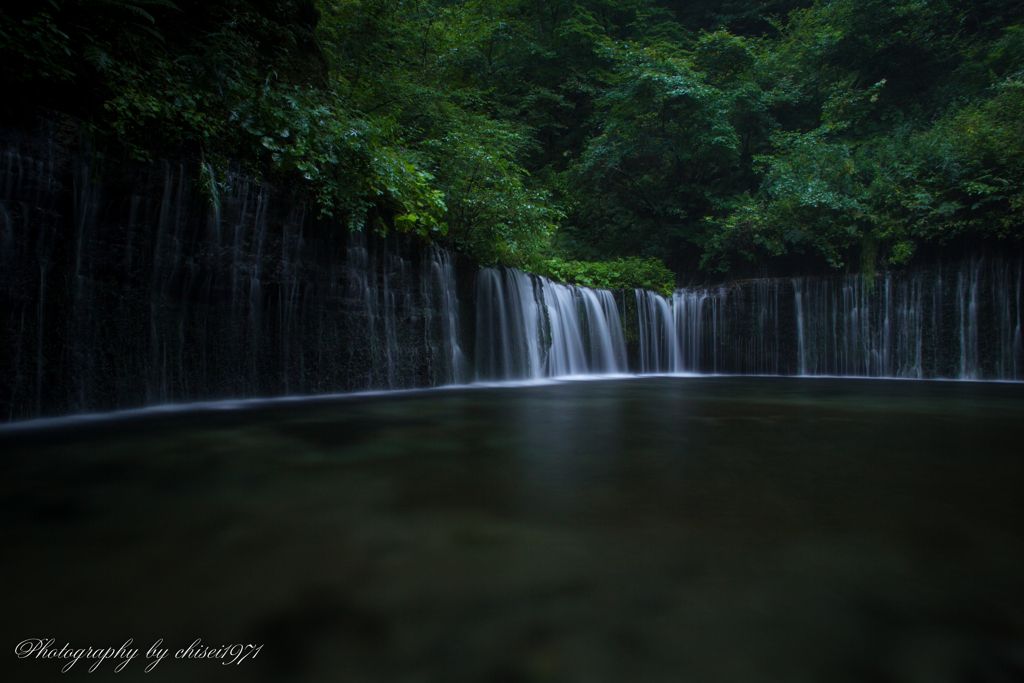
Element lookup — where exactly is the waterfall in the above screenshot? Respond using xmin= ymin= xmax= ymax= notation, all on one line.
xmin=475 ymin=267 xmax=628 ymax=380
xmin=0 ymin=129 xmax=470 ymax=419
xmin=475 ymin=268 xmax=542 ymax=379
xmin=636 ymin=289 xmax=677 ymax=373
xmin=637 ymin=260 xmax=1023 ymax=380
xmin=541 ymin=279 xmax=588 ymax=377
xmin=421 ymin=246 xmax=467 ymax=385
xmin=4 ymin=122 xmax=1023 ymax=422
xmin=794 ymin=279 xmax=807 ymax=375
xmin=579 ymin=286 xmax=627 ymax=373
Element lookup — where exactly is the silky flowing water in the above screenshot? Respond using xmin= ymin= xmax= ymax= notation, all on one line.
xmin=3 ymin=376 xmax=1023 ymax=682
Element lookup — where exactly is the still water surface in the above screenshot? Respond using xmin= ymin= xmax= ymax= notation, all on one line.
xmin=2 ymin=377 xmax=1023 ymax=682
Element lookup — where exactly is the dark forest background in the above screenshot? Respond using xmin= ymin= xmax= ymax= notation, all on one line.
xmin=4 ymin=0 xmax=1022 ymax=290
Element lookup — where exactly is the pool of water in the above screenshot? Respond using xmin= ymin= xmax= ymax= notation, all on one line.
xmin=3 ymin=376 xmax=1024 ymax=682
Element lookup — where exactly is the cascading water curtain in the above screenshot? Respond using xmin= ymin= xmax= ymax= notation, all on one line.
xmin=475 ymin=268 xmax=627 ymax=380
xmin=644 ymin=259 xmax=1022 ymax=380
xmin=1 ymin=132 xmax=479 ymax=419
xmin=636 ymin=287 xmax=732 ymax=374
xmin=420 ymin=246 xmax=468 ymax=385
xmin=635 ymin=290 xmax=677 ymax=373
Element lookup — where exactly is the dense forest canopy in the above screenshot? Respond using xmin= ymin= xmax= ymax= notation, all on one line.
xmin=3 ymin=0 xmax=1023 ymax=287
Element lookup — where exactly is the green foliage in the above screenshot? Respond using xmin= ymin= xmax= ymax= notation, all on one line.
xmin=0 ymin=4 xmax=75 ymax=83
xmin=691 ymin=2 xmax=1024 ymax=273
xmin=878 ymin=78 xmax=1024 ymax=249
xmin=316 ymin=0 xmax=561 ymax=260
xmin=7 ymin=0 xmax=1024 ymax=281
xmin=565 ymin=35 xmax=751 ymax=264
xmin=700 ymin=130 xmax=870 ymax=271
xmin=537 ymin=256 xmax=675 ymax=295
xmin=4 ymin=0 xmax=449 ymax=238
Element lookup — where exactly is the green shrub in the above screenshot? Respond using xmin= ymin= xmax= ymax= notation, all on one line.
xmin=536 ymin=256 xmax=676 ymax=296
